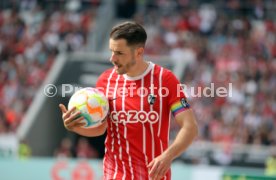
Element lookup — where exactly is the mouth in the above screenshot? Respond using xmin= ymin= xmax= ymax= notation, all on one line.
xmin=114 ymin=64 xmax=121 ymax=70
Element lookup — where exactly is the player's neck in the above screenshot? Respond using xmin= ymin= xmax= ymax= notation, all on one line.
xmin=126 ymin=60 xmax=149 ymax=77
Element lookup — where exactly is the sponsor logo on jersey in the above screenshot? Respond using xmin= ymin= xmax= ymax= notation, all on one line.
xmin=110 ymin=110 xmax=159 ymax=124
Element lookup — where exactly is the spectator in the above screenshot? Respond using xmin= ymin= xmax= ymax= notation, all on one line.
xmin=265 ymin=151 xmax=276 ymax=176
xmin=18 ymin=139 xmax=32 ymax=160
xmin=54 ymin=137 xmax=73 ymax=158
xmin=0 ymin=2 xmax=96 ymax=135
xmin=137 ymin=1 xmax=276 ymax=148
xmin=75 ymin=137 xmax=99 ymax=159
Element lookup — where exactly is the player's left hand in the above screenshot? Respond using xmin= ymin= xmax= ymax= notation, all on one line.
xmin=147 ymin=154 xmax=172 ymax=180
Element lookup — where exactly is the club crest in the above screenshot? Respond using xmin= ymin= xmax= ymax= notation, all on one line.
xmin=148 ymin=94 xmax=156 ymax=105
xmin=181 ymin=98 xmax=190 ymax=108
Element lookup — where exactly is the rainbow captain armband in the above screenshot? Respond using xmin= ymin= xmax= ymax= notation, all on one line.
xmin=171 ymin=98 xmax=190 ymax=117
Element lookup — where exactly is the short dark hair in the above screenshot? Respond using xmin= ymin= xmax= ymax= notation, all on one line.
xmin=110 ymin=21 xmax=147 ymax=47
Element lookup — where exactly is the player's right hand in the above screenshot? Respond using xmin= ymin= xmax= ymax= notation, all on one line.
xmin=59 ymin=104 xmax=85 ymax=131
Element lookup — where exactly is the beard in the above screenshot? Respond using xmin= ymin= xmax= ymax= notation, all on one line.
xmin=114 ymin=58 xmax=136 ymax=75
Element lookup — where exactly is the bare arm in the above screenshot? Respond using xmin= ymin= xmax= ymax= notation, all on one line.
xmin=59 ymin=104 xmax=107 ymax=137
xmin=71 ymin=121 xmax=107 ymax=137
xmin=148 ymin=109 xmax=198 ymax=180
xmin=163 ymin=109 xmax=198 ymax=160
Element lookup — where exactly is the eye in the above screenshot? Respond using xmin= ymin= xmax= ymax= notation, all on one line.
xmin=115 ymin=52 xmax=123 ymax=55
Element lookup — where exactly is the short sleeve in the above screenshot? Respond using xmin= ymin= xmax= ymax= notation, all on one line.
xmin=96 ymin=73 xmax=105 ymax=93
xmin=96 ymin=69 xmax=110 ymax=95
xmin=163 ymin=70 xmax=190 ymax=117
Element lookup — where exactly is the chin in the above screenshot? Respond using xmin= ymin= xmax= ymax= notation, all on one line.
xmin=115 ymin=66 xmax=127 ymax=74
xmin=115 ymin=69 xmax=125 ymax=75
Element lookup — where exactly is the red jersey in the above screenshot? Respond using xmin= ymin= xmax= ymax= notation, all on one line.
xmin=96 ymin=62 xmax=190 ymax=180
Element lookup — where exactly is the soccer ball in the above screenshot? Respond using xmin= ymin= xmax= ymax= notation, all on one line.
xmin=68 ymin=87 xmax=109 ymax=128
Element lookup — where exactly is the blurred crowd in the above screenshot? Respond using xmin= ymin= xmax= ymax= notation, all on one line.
xmin=0 ymin=0 xmax=97 ymax=134
xmin=1 ymin=0 xmax=275 ymax=161
xmin=134 ymin=0 xmax=276 ymax=148
xmin=54 ymin=137 xmax=99 ymax=159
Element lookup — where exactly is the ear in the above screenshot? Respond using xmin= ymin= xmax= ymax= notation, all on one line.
xmin=136 ymin=47 xmax=144 ymax=57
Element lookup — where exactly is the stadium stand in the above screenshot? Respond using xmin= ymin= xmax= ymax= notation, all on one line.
xmin=0 ymin=0 xmax=98 ymax=133
xmin=0 ymin=0 xmax=275 ymax=173
xmin=133 ymin=0 xmax=276 ymax=167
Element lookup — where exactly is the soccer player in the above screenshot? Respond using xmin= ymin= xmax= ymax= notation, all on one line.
xmin=59 ymin=21 xmax=198 ymax=180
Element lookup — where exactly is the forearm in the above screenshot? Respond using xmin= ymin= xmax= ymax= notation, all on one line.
xmin=163 ymin=119 xmax=198 ymax=160
xmin=72 ymin=121 xmax=107 ymax=137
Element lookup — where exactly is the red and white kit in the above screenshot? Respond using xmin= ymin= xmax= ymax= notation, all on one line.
xmin=96 ymin=62 xmax=190 ymax=180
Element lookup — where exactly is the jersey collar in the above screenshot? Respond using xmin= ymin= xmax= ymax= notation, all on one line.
xmin=123 ymin=61 xmax=154 ymax=81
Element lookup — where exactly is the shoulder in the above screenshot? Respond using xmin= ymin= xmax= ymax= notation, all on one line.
xmin=98 ymin=68 xmax=114 ymax=79
xmin=162 ymin=67 xmax=175 ymax=77
xmin=96 ymin=68 xmax=114 ymax=88
xmin=158 ymin=66 xmax=178 ymax=81
xmin=151 ymin=63 xmax=178 ymax=84
xmin=158 ymin=67 xmax=181 ymax=88
xmin=152 ymin=63 xmax=174 ymax=77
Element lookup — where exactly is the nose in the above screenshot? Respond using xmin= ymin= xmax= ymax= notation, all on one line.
xmin=110 ymin=53 xmax=117 ymax=63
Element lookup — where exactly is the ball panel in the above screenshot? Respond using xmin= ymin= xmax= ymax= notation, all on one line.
xmin=68 ymin=87 xmax=109 ymax=128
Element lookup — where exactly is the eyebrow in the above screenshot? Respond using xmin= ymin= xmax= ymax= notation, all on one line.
xmin=109 ymin=49 xmax=124 ymax=53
